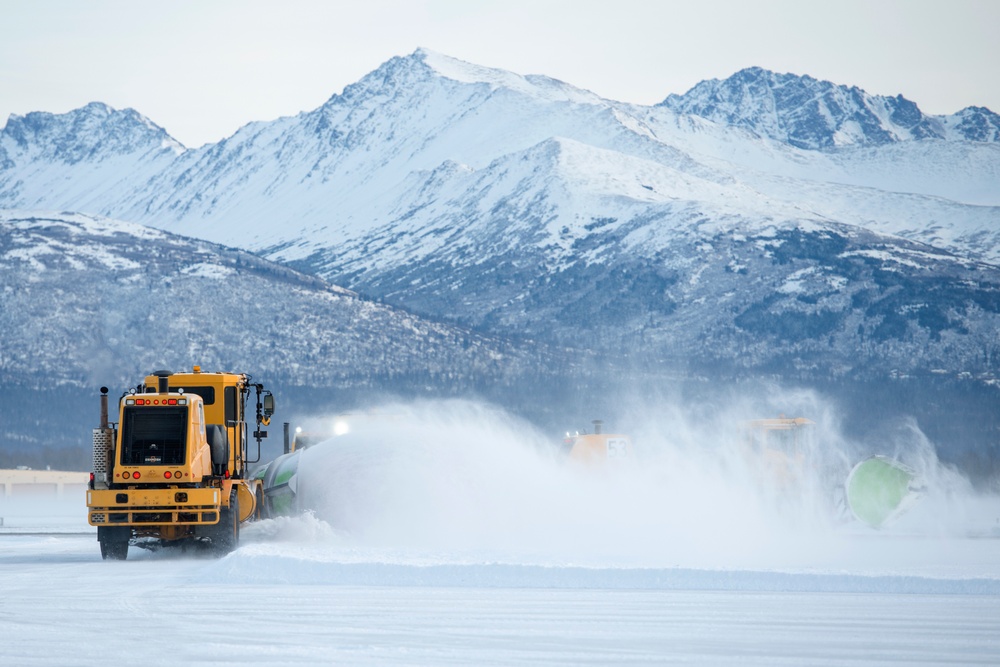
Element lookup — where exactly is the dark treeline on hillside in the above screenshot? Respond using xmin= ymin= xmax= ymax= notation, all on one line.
xmin=0 ymin=367 xmax=586 ymax=471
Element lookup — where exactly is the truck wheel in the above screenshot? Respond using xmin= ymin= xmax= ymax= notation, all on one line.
xmin=98 ymin=526 xmax=129 ymax=560
xmin=212 ymin=489 xmax=240 ymax=554
xmin=100 ymin=539 xmax=128 ymax=560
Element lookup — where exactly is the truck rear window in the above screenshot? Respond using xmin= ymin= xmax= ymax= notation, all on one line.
xmin=145 ymin=385 xmax=215 ymax=405
xmin=121 ymin=407 xmax=187 ymax=466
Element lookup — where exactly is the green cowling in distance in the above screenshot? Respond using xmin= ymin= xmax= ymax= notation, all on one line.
xmin=845 ymin=456 xmax=922 ymax=528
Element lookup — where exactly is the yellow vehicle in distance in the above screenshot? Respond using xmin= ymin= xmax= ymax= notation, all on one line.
xmin=741 ymin=416 xmax=924 ymax=528
xmin=742 ymin=416 xmax=815 ymax=484
xmin=563 ymin=420 xmax=633 ymax=464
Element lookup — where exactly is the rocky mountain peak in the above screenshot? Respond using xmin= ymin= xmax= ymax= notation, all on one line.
xmin=1 ymin=102 xmax=184 ymax=162
xmin=944 ymin=106 xmax=1000 ymax=142
xmin=660 ymin=67 xmax=998 ymax=149
xmin=327 ymin=48 xmax=604 ymax=113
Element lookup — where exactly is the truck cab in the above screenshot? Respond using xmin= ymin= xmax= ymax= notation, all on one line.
xmin=87 ymin=367 xmax=274 ymax=559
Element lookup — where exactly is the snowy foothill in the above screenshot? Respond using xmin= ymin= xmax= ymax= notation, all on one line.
xmin=3 ymin=399 xmax=1000 ymax=664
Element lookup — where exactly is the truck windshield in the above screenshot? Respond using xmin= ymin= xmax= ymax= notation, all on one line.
xmin=121 ymin=407 xmax=187 ymax=466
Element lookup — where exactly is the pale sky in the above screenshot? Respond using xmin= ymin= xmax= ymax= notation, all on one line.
xmin=1 ymin=0 xmax=997 ymax=148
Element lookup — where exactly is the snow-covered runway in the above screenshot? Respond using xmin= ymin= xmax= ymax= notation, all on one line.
xmin=2 ymin=519 xmax=1000 ymax=666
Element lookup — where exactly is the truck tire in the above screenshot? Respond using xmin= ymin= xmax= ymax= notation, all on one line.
xmin=211 ymin=489 xmax=240 ymax=554
xmin=98 ymin=526 xmax=129 ymax=560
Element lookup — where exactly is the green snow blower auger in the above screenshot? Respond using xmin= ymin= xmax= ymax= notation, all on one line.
xmin=252 ymin=426 xmax=331 ymax=518
xmin=845 ymin=455 xmax=923 ymax=528
xmin=254 ymin=450 xmax=302 ymax=518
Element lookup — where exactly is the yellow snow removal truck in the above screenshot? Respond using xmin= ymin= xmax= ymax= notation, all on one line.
xmin=741 ymin=416 xmax=923 ymax=527
xmin=563 ymin=420 xmax=633 ymax=464
xmin=742 ymin=417 xmax=816 ymax=484
xmin=86 ymin=368 xmax=275 ymax=559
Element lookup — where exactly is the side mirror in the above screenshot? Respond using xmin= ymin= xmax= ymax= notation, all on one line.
xmin=262 ymin=392 xmax=275 ymax=418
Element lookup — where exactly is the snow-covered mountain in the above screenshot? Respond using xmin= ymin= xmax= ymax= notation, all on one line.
xmin=2 ymin=50 xmax=998 ymax=255
xmin=0 ymin=102 xmax=183 ymax=212
xmin=2 ymin=50 xmax=1000 ymax=447
xmin=660 ymin=66 xmax=1000 ymax=149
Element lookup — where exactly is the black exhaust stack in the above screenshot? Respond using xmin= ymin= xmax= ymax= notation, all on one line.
xmin=99 ymin=386 xmax=109 ymax=429
xmin=153 ymin=369 xmax=172 ymax=394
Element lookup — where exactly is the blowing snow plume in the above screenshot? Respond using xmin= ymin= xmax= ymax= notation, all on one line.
xmin=276 ymin=394 xmax=998 ymax=569
xmin=288 ymin=399 xmax=806 ymax=567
